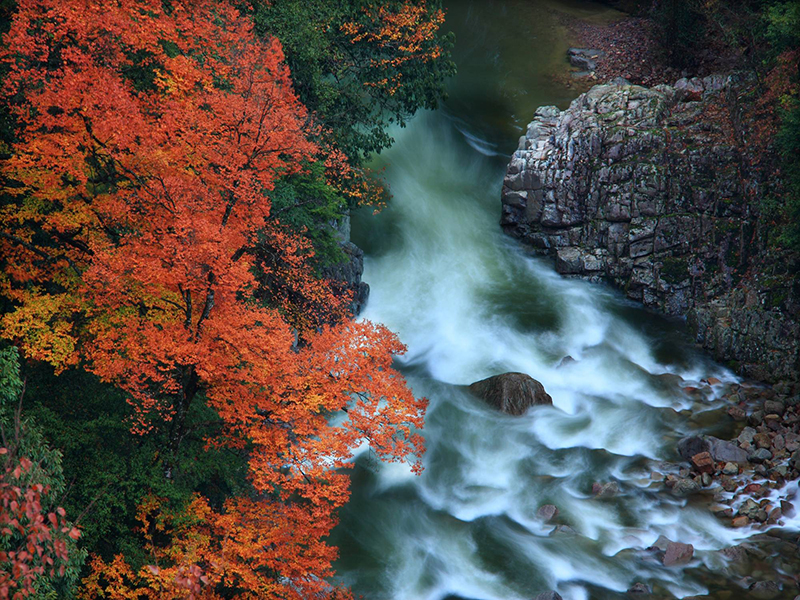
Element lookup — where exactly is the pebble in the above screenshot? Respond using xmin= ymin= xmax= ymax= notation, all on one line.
xmin=732 ymin=515 xmax=750 ymax=527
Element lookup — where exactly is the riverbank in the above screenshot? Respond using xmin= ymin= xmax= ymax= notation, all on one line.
xmin=555 ymin=4 xmax=744 ymax=88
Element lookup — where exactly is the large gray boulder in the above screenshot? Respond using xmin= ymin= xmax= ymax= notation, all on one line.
xmin=677 ymin=436 xmax=709 ymax=461
xmin=706 ymin=436 xmax=748 ymax=464
xmin=677 ymin=435 xmax=748 ymax=464
xmin=468 ymin=372 xmax=552 ymax=415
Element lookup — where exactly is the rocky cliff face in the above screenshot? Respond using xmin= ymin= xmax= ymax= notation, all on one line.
xmin=322 ymin=213 xmax=370 ymax=316
xmin=500 ymin=75 xmax=800 ymax=382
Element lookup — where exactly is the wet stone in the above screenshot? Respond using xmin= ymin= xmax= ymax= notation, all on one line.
xmin=671 ymin=477 xmax=700 ymax=496
xmin=719 ymin=545 xmax=748 ymax=564
xmin=663 ymin=541 xmax=694 ymax=566
xmin=691 ymin=451 xmax=714 ymax=474
xmin=536 ymin=504 xmax=559 ymax=522
xmin=533 ymin=592 xmax=563 ymax=600
xmin=749 ymin=448 xmax=773 ymax=463
xmin=790 ymin=450 xmax=800 ymax=471
xmin=592 ymin=481 xmax=620 ymax=497
xmin=627 ymin=582 xmax=651 ymax=594
xmin=754 ymin=432 xmax=772 ymax=449
xmin=677 ymin=436 xmax=709 ymax=461
xmin=749 ymin=580 xmax=781 ymax=600
xmin=732 ymin=515 xmax=750 ymax=527
xmin=722 ymin=477 xmax=739 ymax=492
xmin=765 ymin=414 xmax=782 ymax=431
xmin=723 ymin=462 xmax=739 ymax=475
xmin=738 ymin=427 xmax=757 ymax=445
xmin=707 ymin=436 xmax=748 ymax=463
xmin=764 ymin=400 xmax=786 ymax=415
xmin=468 ymin=372 xmax=552 ymax=415
xmin=727 ymin=405 xmax=747 ymax=420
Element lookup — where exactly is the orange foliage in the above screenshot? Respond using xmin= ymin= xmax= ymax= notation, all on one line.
xmin=1 ymin=0 xmax=426 ymax=597
xmin=340 ymin=2 xmax=446 ymax=95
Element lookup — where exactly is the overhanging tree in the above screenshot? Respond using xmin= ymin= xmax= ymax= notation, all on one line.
xmin=0 ymin=0 xmax=426 ymax=597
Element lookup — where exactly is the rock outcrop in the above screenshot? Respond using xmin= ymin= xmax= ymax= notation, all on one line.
xmin=468 ymin=372 xmax=552 ymax=415
xmin=500 ymin=75 xmax=800 ymax=382
xmin=322 ymin=213 xmax=370 ymax=316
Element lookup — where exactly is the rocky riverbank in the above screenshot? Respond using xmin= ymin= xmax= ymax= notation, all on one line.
xmin=500 ymin=74 xmax=800 ymax=384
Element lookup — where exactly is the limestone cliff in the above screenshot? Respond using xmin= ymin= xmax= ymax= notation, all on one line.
xmin=501 ymin=75 xmax=800 ymax=382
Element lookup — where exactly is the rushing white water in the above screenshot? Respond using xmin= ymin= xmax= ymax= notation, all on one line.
xmin=336 ymin=108 xmax=743 ymax=600
xmin=332 ymin=3 xmax=778 ymax=599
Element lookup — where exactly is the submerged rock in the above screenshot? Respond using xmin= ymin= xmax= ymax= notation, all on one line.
xmin=536 ymin=504 xmax=559 ymax=522
xmin=627 ymin=582 xmax=651 ymax=594
xmin=533 ymin=593 xmax=563 ymax=600
xmin=468 ymin=372 xmax=552 ymax=415
xmin=749 ymin=580 xmax=781 ymax=600
xmin=592 ymin=481 xmax=620 ymax=497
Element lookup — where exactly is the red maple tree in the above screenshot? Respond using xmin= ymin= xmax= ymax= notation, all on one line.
xmin=0 ymin=0 xmax=426 ymax=597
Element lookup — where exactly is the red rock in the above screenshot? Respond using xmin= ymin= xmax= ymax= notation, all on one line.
xmin=727 ymin=406 xmax=746 ymax=421
xmin=744 ymin=483 xmax=763 ymax=494
xmin=706 ymin=377 xmax=722 ymax=385
xmin=691 ymin=451 xmax=714 ymax=474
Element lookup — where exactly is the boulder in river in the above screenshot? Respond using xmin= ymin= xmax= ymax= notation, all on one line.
xmin=468 ymin=372 xmax=552 ymax=415
xmin=749 ymin=580 xmax=781 ymax=600
xmin=677 ymin=436 xmax=709 ymax=461
xmin=533 ymin=593 xmax=562 ymax=600
xmin=707 ymin=436 xmax=749 ymax=464
xmin=677 ymin=435 xmax=748 ymax=464
xmin=663 ymin=541 xmax=694 ymax=566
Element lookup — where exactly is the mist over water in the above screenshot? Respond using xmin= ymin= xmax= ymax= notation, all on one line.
xmin=333 ymin=2 xmax=763 ymax=599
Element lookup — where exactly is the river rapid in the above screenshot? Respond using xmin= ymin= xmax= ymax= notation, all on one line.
xmin=332 ymin=2 xmax=773 ymax=599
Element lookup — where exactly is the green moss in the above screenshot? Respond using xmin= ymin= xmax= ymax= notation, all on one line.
xmin=770 ymin=290 xmax=788 ymax=308
xmin=660 ymin=256 xmax=688 ymax=283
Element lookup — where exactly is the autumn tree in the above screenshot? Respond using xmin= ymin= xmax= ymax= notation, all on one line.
xmin=0 ymin=0 xmax=426 ymax=597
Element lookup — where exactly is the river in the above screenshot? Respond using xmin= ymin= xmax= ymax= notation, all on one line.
xmin=333 ymin=2 xmax=762 ymax=599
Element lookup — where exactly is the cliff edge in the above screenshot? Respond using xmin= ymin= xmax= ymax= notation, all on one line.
xmin=501 ymin=75 xmax=799 ymax=382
